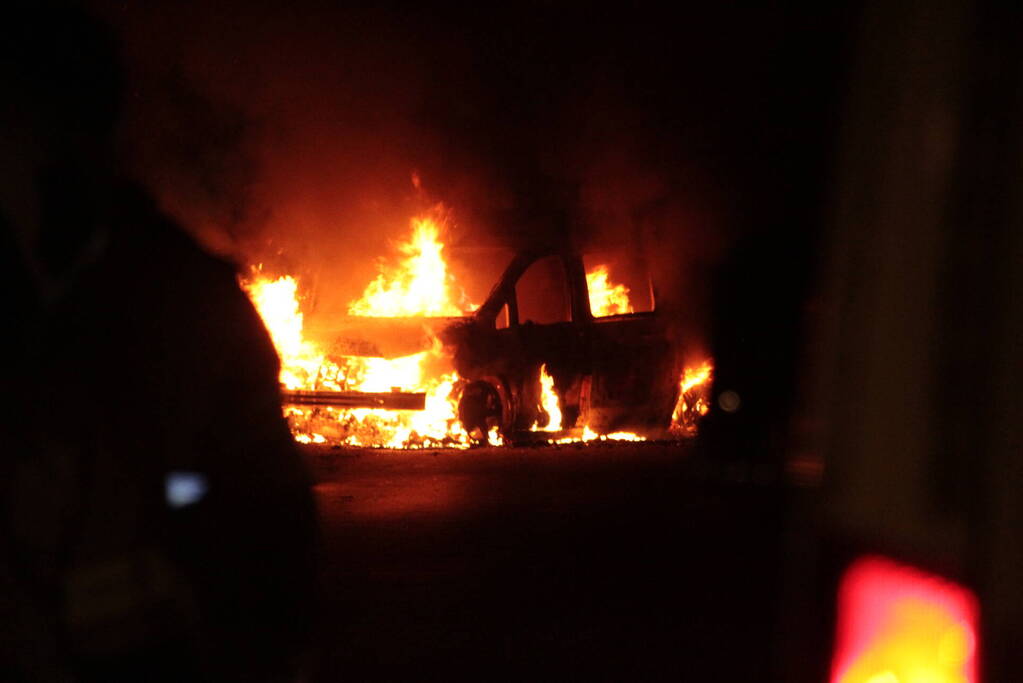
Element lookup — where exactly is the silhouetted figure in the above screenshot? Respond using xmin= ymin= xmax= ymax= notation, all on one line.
xmin=0 ymin=4 xmax=317 ymax=681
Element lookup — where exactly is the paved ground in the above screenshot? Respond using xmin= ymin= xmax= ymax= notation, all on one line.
xmin=303 ymin=442 xmax=789 ymax=682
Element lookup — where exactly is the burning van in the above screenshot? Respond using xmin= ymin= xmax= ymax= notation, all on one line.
xmin=245 ymin=216 xmax=711 ymax=447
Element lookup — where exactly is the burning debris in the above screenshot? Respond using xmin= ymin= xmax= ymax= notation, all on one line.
xmin=671 ymin=360 xmax=714 ymax=436
xmin=243 ymin=208 xmax=712 ymax=448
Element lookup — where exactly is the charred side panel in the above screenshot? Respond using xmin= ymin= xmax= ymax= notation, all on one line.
xmin=445 ymin=246 xmax=681 ymax=439
xmin=587 ymin=313 xmax=679 ymax=434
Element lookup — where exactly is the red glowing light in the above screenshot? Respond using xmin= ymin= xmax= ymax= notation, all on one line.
xmin=831 ymin=556 xmax=979 ymax=683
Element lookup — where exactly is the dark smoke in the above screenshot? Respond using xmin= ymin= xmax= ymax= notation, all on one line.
xmin=94 ymin=2 xmax=845 ymax=354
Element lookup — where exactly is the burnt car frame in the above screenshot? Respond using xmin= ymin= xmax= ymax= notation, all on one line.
xmin=442 ymin=248 xmax=682 ymax=443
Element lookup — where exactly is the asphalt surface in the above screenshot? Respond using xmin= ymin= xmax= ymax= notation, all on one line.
xmin=304 ymin=442 xmax=788 ymax=682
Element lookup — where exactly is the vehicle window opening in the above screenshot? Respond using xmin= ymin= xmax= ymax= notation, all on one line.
xmin=582 ymin=254 xmax=654 ymax=315
xmin=516 ymin=255 xmax=571 ymax=324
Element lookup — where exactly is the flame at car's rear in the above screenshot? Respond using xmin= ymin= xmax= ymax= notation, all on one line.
xmin=671 ymin=360 xmax=714 ymax=435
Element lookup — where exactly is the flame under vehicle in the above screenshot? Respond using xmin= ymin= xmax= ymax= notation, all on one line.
xmin=323 ymin=247 xmax=683 ymax=445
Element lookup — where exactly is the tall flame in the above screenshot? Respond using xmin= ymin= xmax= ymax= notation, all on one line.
xmin=671 ymin=359 xmax=714 ymax=434
xmin=244 ymin=211 xmax=477 ymax=448
xmin=348 ymin=215 xmax=470 ymax=317
xmin=587 ymin=264 xmax=634 ymax=317
xmin=533 ymin=363 xmax=562 ymax=432
xmin=243 ymin=275 xmax=327 ymax=390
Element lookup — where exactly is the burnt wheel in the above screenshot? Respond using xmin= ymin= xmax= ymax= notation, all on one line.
xmin=458 ymin=381 xmax=502 ymax=446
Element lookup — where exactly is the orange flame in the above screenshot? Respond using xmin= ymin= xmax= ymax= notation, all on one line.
xmin=348 ymin=213 xmax=471 ymax=317
xmin=671 ymin=359 xmax=713 ymax=434
xmin=587 ymin=264 xmax=634 ymax=317
xmin=243 ymin=275 xmax=323 ymax=390
xmin=244 ymin=211 xmax=477 ymax=448
xmin=531 ymin=363 xmax=563 ymax=432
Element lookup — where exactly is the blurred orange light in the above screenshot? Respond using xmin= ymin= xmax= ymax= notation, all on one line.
xmin=831 ymin=556 xmax=979 ymax=683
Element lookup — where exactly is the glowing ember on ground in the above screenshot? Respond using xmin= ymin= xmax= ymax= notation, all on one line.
xmin=551 ymin=427 xmax=647 ymax=445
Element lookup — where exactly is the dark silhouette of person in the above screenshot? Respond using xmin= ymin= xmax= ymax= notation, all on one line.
xmin=0 ymin=4 xmax=318 ymax=681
